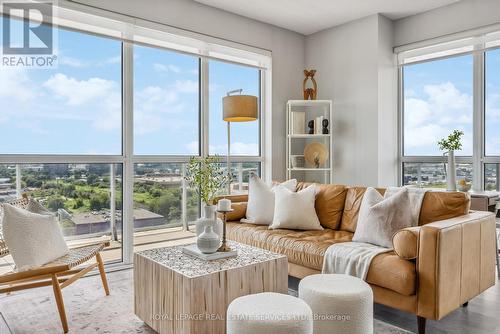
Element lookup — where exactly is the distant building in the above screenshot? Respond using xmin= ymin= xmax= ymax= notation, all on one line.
xmin=68 ymin=208 xmax=166 ymax=236
xmin=0 ymin=178 xmax=16 ymax=203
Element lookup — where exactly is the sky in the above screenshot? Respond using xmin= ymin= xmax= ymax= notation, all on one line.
xmin=404 ymin=51 xmax=500 ymax=156
xmin=0 ymin=18 xmax=259 ymax=156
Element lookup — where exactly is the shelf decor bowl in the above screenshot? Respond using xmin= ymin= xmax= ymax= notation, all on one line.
xmin=304 ymin=142 xmax=329 ymax=168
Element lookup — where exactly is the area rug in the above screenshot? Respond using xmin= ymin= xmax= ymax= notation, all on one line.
xmin=0 ymin=269 xmax=412 ymax=333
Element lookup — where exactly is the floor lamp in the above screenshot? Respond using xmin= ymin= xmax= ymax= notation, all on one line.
xmin=223 ymin=89 xmax=258 ymax=194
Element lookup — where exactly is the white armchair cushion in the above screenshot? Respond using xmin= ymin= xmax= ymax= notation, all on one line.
xmin=1 ymin=203 xmax=68 ymax=271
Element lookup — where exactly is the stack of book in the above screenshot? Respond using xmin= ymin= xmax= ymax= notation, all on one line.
xmin=314 ymin=115 xmax=324 ymax=134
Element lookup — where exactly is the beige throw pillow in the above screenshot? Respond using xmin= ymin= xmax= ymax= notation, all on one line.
xmin=2 ymin=203 xmax=69 ymax=271
xmin=352 ymin=187 xmax=411 ymax=248
xmin=269 ymin=185 xmax=323 ymax=231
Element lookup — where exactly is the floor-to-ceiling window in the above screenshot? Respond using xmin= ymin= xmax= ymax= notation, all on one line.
xmin=0 ymin=7 xmax=269 ymax=269
xmin=399 ymin=36 xmax=500 ymax=190
xmin=401 ymin=55 xmax=473 ymax=188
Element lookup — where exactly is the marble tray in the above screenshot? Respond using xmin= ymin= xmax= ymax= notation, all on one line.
xmin=181 ymin=244 xmax=237 ymax=260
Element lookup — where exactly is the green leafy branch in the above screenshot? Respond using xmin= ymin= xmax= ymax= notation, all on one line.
xmin=184 ymin=156 xmax=230 ymax=205
xmin=438 ymin=130 xmax=464 ymax=151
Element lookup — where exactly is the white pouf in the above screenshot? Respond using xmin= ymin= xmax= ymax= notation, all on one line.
xmin=227 ymin=292 xmax=313 ymax=334
xmin=299 ymin=274 xmax=373 ymax=334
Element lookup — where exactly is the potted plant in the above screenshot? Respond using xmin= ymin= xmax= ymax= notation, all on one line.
xmin=185 ymin=156 xmax=229 ymax=242
xmin=438 ymin=130 xmax=464 ymax=191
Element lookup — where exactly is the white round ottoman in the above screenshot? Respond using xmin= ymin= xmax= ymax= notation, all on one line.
xmin=227 ymin=292 xmax=313 ymax=334
xmin=299 ymin=274 xmax=373 ymax=334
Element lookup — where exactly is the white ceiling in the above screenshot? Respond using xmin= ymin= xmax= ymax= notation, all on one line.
xmin=194 ymin=0 xmax=461 ymax=35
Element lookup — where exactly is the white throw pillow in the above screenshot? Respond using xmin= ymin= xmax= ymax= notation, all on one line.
xmin=352 ymin=187 xmax=412 ymax=248
xmin=1 ymin=203 xmax=69 ymax=271
xmin=242 ymin=173 xmax=297 ymax=225
xmin=269 ymin=185 xmax=323 ymax=231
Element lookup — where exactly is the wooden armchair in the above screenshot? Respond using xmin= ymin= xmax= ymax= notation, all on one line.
xmin=0 ymin=197 xmax=110 ymax=333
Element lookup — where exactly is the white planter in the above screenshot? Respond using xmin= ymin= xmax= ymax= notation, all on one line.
xmin=446 ymin=150 xmax=457 ymax=191
xmin=195 ymin=205 xmax=223 ymax=239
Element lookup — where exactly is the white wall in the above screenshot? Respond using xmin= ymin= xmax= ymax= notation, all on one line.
xmin=305 ymin=14 xmax=397 ymax=186
xmin=394 ymin=0 xmax=500 ymax=46
xmin=377 ymin=16 xmax=398 ymax=187
xmin=71 ymin=0 xmax=305 ymax=181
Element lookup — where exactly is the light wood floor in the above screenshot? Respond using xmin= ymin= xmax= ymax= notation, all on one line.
xmin=2 ymin=227 xmax=498 ymax=333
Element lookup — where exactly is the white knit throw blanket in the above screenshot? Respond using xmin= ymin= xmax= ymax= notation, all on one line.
xmin=322 ymin=186 xmax=428 ymax=279
xmin=322 ymin=242 xmax=391 ymax=279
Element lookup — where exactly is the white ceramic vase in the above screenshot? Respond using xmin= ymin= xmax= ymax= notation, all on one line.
xmin=195 ymin=205 xmax=223 ymax=239
xmin=197 ymin=225 xmax=220 ymax=254
xmin=446 ymin=150 xmax=457 ymax=191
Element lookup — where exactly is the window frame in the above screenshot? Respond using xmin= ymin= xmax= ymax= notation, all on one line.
xmin=0 ymin=7 xmax=271 ymax=268
xmin=398 ymin=44 xmax=500 ymax=190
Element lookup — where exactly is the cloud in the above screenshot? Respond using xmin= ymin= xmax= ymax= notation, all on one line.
xmin=43 ymin=73 xmax=118 ymax=106
xmin=40 ymin=73 xmax=121 ymax=132
xmin=153 ymin=63 xmax=181 ymax=73
xmin=0 ymin=67 xmax=37 ymax=101
xmin=134 ymin=79 xmax=199 ymax=135
xmin=172 ymin=80 xmax=198 ymax=93
xmin=405 ymin=82 xmax=473 ymax=155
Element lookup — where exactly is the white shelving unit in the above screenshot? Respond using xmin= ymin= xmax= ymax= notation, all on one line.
xmin=286 ymin=100 xmax=333 ymax=183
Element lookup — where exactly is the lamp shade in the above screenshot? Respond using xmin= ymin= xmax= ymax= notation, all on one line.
xmin=223 ymin=95 xmax=258 ymax=122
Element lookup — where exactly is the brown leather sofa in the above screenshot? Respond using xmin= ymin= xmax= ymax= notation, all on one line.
xmin=218 ymin=183 xmax=497 ymax=334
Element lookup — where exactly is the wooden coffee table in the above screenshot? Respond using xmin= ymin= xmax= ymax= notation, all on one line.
xmin=134 ymin=241 xmax=288 ymax=334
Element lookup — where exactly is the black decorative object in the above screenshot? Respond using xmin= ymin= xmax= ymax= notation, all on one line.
xmin=322 ymin=119 xmax=329 ymax=134
xmin=308 ymin=120 xmax=315 ymax=134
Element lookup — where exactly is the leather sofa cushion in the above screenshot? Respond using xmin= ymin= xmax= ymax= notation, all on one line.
xmin=296 ymin=183 xmax=347 ymax=229
xmin=366 ymin=252 xmax=417 ymax=296
xmin=227 ymin=222 xmax=352 ymax=271
xmin=340 ymin=187 xmax=471 ymax=232
xmin=418 ymin=191 xmax=470 ymax=226
xmin=340 ymin=187 xmax=385 ymax=232
xmin=227 ymin=222 xmax=416 ymax=296
xmin=392 ymin=227 xmax=420 ymax=260
xmin=222 ymin=202 xmax=247 ymax=221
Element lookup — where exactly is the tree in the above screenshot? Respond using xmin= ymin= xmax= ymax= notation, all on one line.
xmin=73 ymin=198 xmax=84 ymax=209
xmin=87 ymin=174 xmax=99 ymax=186
xmin=61 ymin=183 xmax=76 ymax=197
xmin=149 ymin=192 xmax=180 ymax=219
xmin=47 ymin=195 xmax=65 ymax=211
xmin=89 ymin=193 xmax=110 ymax=211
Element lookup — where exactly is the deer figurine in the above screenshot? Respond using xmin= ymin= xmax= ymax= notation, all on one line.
xmin=303 ymin=69 xmax=317 ymax=100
